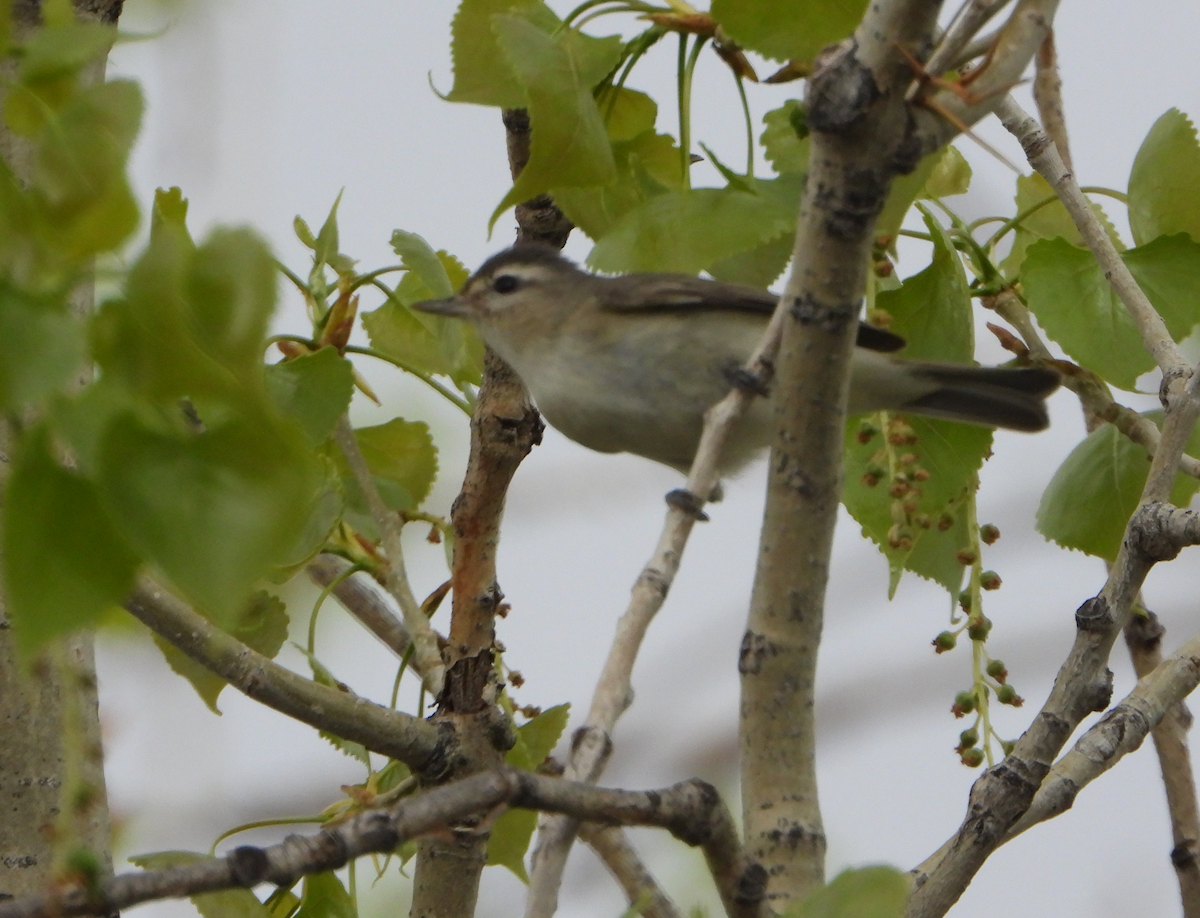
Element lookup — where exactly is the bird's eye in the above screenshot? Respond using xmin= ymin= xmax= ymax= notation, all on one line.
xmin=492 ymin=274 xmax=520 ymax=294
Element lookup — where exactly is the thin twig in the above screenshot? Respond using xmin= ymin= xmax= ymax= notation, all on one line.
xmin=1123 ymin=609 xmax=1200 ymax=916
xmin=986 ymin=289 xmax=1200 ymax=479
xmin=580 ymin=824 xmax=683 ymax=918
xmin=909 ymin=0 xmax=1059 ymax=145
xmin=333 ymin=416 xmax=445 ymax=696
xmin=1031 ymin=31 xmax=1071 ymax=172
xmin=994 ymin=96 xmax=1189 ymax=378
xmin=912 ymin=0 xmax=1014 ymax=100
xmin=1124 ymin=610 xmax=1200 ymax=918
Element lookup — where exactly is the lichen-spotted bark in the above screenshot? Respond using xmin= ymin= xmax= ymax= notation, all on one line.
xmin=738 ymin=3 xmax=941 ymax=906
xmin=0 ymin=0 xmax=124 ymax=899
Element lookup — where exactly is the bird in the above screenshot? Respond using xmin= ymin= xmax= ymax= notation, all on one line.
xmin=413 ymin=243 xmax=1059 ymax=475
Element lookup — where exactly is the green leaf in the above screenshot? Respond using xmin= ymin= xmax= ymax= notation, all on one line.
xmin=49 ymin=378 xmax=135 ymax=476
xmin=29 ymin=79 xmax=143 ymax=258
xmin=275 ymin=457 xmax=345 ymax=573
xmin=708 ymin=231 xmax=794 ymax=287
xmin=598 ymin=86 xmax=657 ymax=142
xmin=553 ymin=129 xmax=682 ymax=240
xmin=1001 ymin=173 xmax=1122 ymax=277
xmin=487 ymin=808 xmax=536 ymax=882
xmin=489 ymin=16 xmax=621 ymax=228
xmin=921 ymin=145 xmax=971 ymax=199
xmin=1128 ymin=108 xmax=1200 ymax=248
xmin=487 ymin=703 xmax=570 ymax=882
xmin=293 ymin=216 xmax=316 ymax=252
xmin=265 ymin=348 xmax=354 ymax=445
xmin=1036 ymin=412 xmax=1200 ymax=561
xmin=362 ymin=249 xmax=481 ymax=387
xmin=552 ymin=87 xmax=678 ymax=240
xmin=41 ymin=0 xmax=74 ymax=27
xmin=153 ymin=186 xmax=189 ymax=236
xmin=0 ymin=287 xmax=84 ymax=409
xmin=390 ymin=230 xmax=456 ymax=299
xmin=843 ymin=417 xmax=990 ymax=596
xmin=375 ymin=759 xmax=412 ymax=795
xmin=897 ymin=495 xmax=975 ymax=594
xmin=876 ymin=212 xmax=973 ymax=361
xmin=295 ymin=872 xmax=356 ymax=918
xmin=315 ymin=190 xmax=343 ymax=271
xmin=791 ymin=865 xmax=909 ymax=918
xmin=20 ymin=21 xmax=116 ymax=84
xmin=875 ymin=151 xmax=942 ymax=247
xmin=842 ymin=216 xmax=987 ymax=594
xmin=33 ymin=80 xmax=142 ymax=199
xmin=710 ymin=0 xmax=868 ymax=63
xmin=1023 ymin=234 xmax=1200 ymax=390
xmin=587 ymin=174 xmax=801 ymax=274
xmin=154 ymin=592 xmax=289 ymax=713
xmin=335 ymin=419 xmax=438 ymax=531
xmin=2 ymin=427 xmax=140 ymax=654
xmin=98 ymin=410 xmax=317 ymax=624
xmin=760 ymin=100 xmax=809 ymax=175
xmin=129 ymin=852 xmax=273 ymax=918
xmin=265 ymin=888 xmax=302 ymax=918
xmin=93 ymin=223 xmax=278 ymax=402
xmin=0 ymin=0 xmax=12 ymax=54
xmin=188 ymin=228 xmax=278 ymax=381
xmin=445 ymin=0 xmax=556 ymax=108
xmin=507 ymin=703 xmax=570 ymax=770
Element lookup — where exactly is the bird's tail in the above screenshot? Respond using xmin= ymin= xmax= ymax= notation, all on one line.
xmin=903 ymin=364 xmax=1060 ymax=431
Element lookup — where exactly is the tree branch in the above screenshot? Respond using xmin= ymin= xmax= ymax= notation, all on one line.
xmin=124 ymin=578 xmax=444 ymax=770
xmin=907 ymin=375 xmax=1200 ymax=916
xmin=407 ymin=107 xmax=551 ymax=918
xmin=1005 ymin=625 xmax=1200 ymax=837
xmin=1031 ymin=31 xmax=1071 ymax=172
xmin=334 ymin=417 xmax=446 ymax=696
xmin=580 ymin=824 xmax=682 ymax=918
xmin=986 ymin=288 xmax=1200 ymax=479
xmin=911 ymin=0 xmax=1060 ymax=154
xmin=904 ymin=69 xmax=1200 ymax=917
xmin=914 ymin=0 xmax=1013 ymax=93
xmin=0 ymin=769 xmax=763 ymax=918
xmin=738 ymin=1 xmax=950 ymax=906
xmin=994 ymin=96 xmax=1189 ymax=378
xmin=1125 ymin=610 xmax=1200 ymax=918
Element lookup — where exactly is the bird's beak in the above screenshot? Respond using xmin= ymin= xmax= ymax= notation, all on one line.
xmin=412 ymin=295 xmax=472 ymax=318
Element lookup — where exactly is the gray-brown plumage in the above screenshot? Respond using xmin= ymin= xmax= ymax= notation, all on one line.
xmin=415 ymin=244 xmax=1059 ymax=474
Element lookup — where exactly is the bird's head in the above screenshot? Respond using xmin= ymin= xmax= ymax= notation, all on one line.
xmin=412 ymin=244 xmax=587 ymax=337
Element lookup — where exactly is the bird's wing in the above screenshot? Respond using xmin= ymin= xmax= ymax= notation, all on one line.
xmin=596 ymin=274 xmax=906 ymax=353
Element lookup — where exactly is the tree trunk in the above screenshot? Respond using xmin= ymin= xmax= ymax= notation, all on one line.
xmin=0 ymin=0 xmax=123 ymax=901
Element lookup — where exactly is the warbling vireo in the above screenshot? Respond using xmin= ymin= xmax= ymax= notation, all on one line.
xmin=414 ymin=244 xmax=1059 ymax=474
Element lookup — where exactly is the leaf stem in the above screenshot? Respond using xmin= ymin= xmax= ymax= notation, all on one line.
xmin=349 ymin=265 xmax=406 ymax=292
xmin=735 ymin=74 xmax=753 ymax=177
xmin=342 ymin=345 xmax=473 ymax=414
xmin=677 ymin=33 xmax=708 ymax=190
xmin=676 ymin=33 xmax=689 ymax=188
xmin=307 ymin=562 xmax=365 ymax=655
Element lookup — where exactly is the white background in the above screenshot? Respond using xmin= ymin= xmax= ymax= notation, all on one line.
xmin=95 ymin=2 xmax=1200 ymax=917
